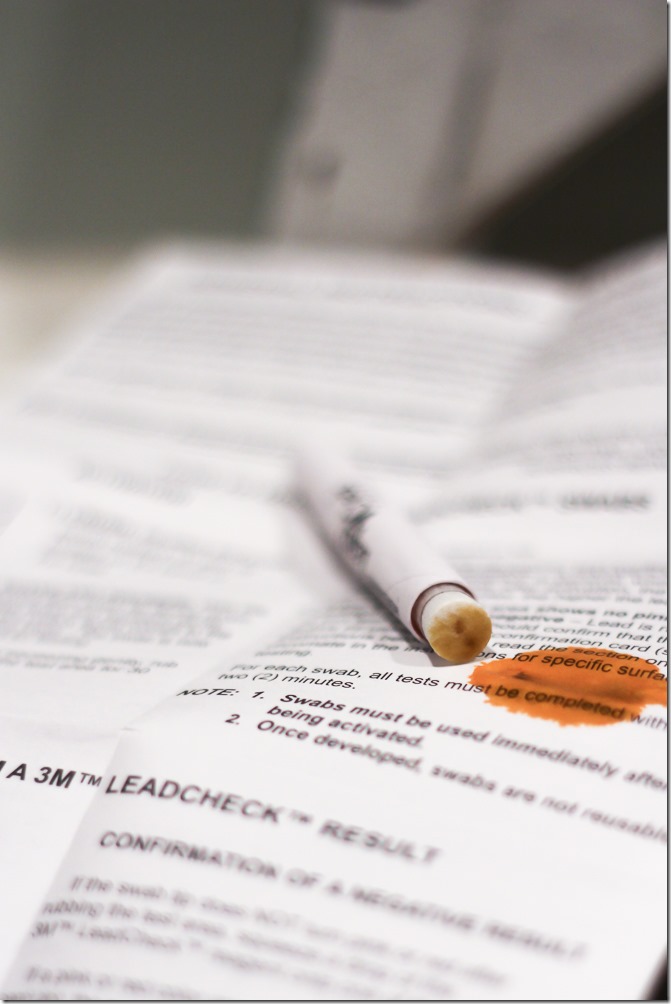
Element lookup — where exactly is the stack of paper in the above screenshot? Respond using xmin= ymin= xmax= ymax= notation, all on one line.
xmin=0 ymin=242 xmax=665 ymax=1000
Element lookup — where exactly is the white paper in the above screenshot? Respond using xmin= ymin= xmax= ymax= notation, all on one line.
xmin=0 ymin=242 xmax=665 ymax=999
xmin=4 ymin=567 xmax=665 ymax=999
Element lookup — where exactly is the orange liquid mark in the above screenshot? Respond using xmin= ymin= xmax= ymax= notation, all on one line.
xmin=469 ymin=647 xmax=667 ymax=727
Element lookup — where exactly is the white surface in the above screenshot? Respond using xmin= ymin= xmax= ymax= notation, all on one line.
xmin=0 ymin=250 xmax=126 ymax=391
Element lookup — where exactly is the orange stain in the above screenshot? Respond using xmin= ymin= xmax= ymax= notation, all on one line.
xmin=469 ymin=647 xmax=667 ymax=727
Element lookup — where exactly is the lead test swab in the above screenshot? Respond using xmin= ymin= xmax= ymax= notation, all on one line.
xmin=296 ymin=442 xmax=492 ymax=664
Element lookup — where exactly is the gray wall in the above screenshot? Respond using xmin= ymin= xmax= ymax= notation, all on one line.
xmin=0 ymin=0 xmax=314 ymax=244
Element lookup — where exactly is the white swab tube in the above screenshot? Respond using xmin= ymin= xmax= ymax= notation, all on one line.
xmin=295 ymin=442 xmax=491 ymax=664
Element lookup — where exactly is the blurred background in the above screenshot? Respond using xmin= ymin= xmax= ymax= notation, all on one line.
xmin=0 ymin=0 xmax=666 ymax=255
xmin=0 ymin=0 xmax=666 ymax=370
